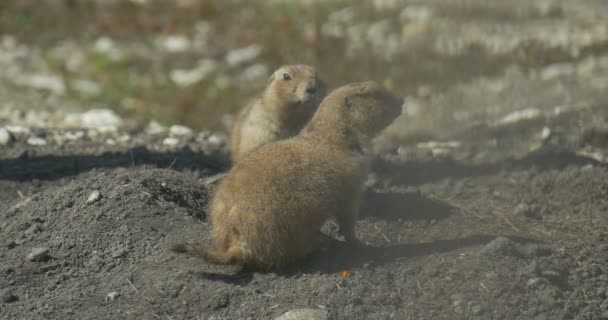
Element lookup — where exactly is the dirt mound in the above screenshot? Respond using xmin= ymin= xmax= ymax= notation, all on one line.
xmin=1 ymin=168 xmax=209 ymax=320
xmin=1 ymin=160 xmax=607 ymax=319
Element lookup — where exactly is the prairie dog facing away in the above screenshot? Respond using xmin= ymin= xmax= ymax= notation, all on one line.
xmin=173 ymin=82 xmax=403 ymax=270
xmin=230 ymin=64 xmax=325 ymax=162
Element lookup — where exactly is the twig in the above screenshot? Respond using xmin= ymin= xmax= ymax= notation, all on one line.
xmin=373 ymin=225 xmax=391 ymax=244
xmin=167 ymin=158 xmax=177 ymax=170
xmin=126 ymin=278 xmax=139 ymax=293
xmin=496 ymin=212 xmax=520 ymax=232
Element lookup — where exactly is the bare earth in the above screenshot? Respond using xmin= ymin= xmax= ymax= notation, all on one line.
xmin=1 ymin=1 xmax=608 ymax=319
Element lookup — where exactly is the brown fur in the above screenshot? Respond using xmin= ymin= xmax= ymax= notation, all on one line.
xmin=172 ymin=82 xmax=403 ymax=270
xmin=230 ymin=65 xmax=325 ymax=162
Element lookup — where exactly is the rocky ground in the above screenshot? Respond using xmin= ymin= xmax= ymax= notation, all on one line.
xmin=1 ymin=0 xmax=608 ymax=319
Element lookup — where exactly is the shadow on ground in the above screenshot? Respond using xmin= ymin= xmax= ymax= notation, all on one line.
xmin=0 ymin=146 xmax=230 ymax=181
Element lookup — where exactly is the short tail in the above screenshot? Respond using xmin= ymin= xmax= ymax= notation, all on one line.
xmin=170 ymin=242 xmax=241 ymax=265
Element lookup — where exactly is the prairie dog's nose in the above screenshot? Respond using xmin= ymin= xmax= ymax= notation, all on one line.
xmin=306 ymin=86 xmax=317 ymax=94
xmin=305 ymin=81 xmax=318 ymax=94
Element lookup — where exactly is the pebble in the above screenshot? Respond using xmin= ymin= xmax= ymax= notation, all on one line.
xmin=5 ymin=125 xmax=30 ymax=135
xmin=2 ymin=290 xmax=18 ymax=303
xmin=275 ymin=308 xmax=329 ymax=320
xmin=86 ymin=190 xmax=101 ymax=204
xmin=163 ymin=137 xmax=180 ymax=146
xmin=226 ymin=44 xmax=262 ymax=66
xmin=471 ymin=304 xmax=483 ymax=315
xmin=496 ymin=108 xmax=541 ymax=126
xmin=145 ymin=121 xmax=166 ymax=135
xmin=479 ymin=236 xmax=517 ymax=257
xmin=26 ymin=136 xmax=47 ymax=146
xmin=27 ymin=247 xmax=49 ymax=262
xmin=105 ymin=291 xmax=120 ymax=302
xmin=80 ymin=109 xmax=123 ymax=130
xmin=169 ymin=125 xmax=193 ymax=137
xmin=0 ymin=128 xmax=12 ymax=145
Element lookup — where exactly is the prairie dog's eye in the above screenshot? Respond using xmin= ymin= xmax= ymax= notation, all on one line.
xmin=282 ymin=73 xmax=292 ymax=81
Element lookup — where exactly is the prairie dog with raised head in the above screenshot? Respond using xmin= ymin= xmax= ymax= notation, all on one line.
xmin=230 ymin=64 xmax=325 ymax=162
xmin=173 ymin=82 xmax=402 ymax=270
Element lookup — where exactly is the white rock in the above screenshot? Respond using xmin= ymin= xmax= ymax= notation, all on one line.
xmin=159 ymin=35 xmax=191 ymax=52
xmin=169 ymin=125 xmax=193 ymax=137
xmin=80 ymin=109 xmax=123 ymax=130
xmin=86 ymin=190 xmax=101 ymax=204
xmin=170 ymin=59 xmax=218 ymax=87
xmin=94 ymin=36 xmax=115 ymax=53
xmin=27 ymin=247 xmax=49 ymax=261
xmin=5 ymin=125 xmax=30 ymax=135
xmin=0 ymin=128 xmax=11 ymax=145
xmin=27 ymin=137 xmax=47 ymax=146
xmin=163 ymin=137 xmax=180 ymax=146
xmin=14 ymin=74 xmax=65 ymax=95
xmin=226 ymin=44 xmax=263 ymax=66
xmin=207 ymin=134 xmax=225 ymax=146
xmin=64 ymin=131 xmax=85 ymax=140
xmin=105 ymin=291 xmax=120 ymax=302
xmin=275 ymin=308 xmax=329 ymax=320
xmin=93 ymin=37 xmax=123 ymax=61
xmin=541 ymin=127 xmax=551 ymax=140
xmin=117 ymin=135 xmax=131 ymax=143
xmin=400 ymin=5 xmax=433 ymax=21
xmin=145 ymin=121 xmax=166 ymax=135
xmin=496 ymin=108 xmax=541 ymax=126
xmin=70 ymin=79 xmax=101 ymax=96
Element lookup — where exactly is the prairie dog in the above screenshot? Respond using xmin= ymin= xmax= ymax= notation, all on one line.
xmin=173 ymin=82 xmax=403 ymax=270
xmin=230 ymin=65 xmax=325 ymax=162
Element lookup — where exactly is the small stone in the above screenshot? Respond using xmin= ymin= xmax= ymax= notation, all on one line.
xmin=479 ymin=237 xmax=517 ymax=257
xmin=80 ymin=109 xmax=122 ymax=131
xmin=513 ymin=203 xmax=541 ymax=220
xmin=27 ymin=247 xmax=49 ymax=262
xmin=163 ymin=137 xmax=180 ymax=146
xmin=226 ymin=44 xmax=262 ymax=66
xmin=70 ymin=79 xmax=101 ymax=96
xmin=169 ymin=125 xmax=193 ymax=137
xmin=105 ymin=291 xmax=119 ymax=302
xmin=540 ymin=127 xmax=551 ymax=140
xmin=64 ymin=131 xmax=84 ymax=141
xmin=2 ymin=290 xmax=18 ymax=303
xmin=86 ymin=190 xmax=101 ymax=204
xmin=0 ymin=128 xmax=12 ymax=145
xmin=471 ymin=304 xmax=483 ymax=315
xmin=6 ymin=125 xmax=30 ymax=135
xmin=275 ymin=308 xmax=329 ymax=320
xmin=145 ymin=121 xmax=166 ymax=135
xmin=207 ymin=134 xmax=225 ymax=146
xmin=111 ymin=247 xmax=127 ymax=259
xmin=27 ymin=136 xmax=47 ymax=146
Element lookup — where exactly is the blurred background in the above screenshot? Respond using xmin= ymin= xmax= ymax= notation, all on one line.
xmin=0 ymin=0 xmax=607 ymax=147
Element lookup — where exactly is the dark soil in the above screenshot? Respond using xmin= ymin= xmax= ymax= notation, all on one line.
xmin=1 ymin=108 xmax=608 ymax=320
